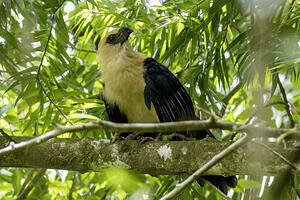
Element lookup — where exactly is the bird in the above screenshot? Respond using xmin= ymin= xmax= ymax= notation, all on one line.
xmin=96 ymin=27 xmax=237 ymax=195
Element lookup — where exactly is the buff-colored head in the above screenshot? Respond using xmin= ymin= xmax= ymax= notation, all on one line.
xmin=97 ymin=27 xmax=133 ymax=65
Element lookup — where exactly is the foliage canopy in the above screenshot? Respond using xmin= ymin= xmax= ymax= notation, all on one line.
xmin=0 ymin=0 xmax=299 ymax=199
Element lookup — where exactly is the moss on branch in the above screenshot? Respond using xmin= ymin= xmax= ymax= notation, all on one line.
xmin=0 ymin=136 xmax=298 ymax=176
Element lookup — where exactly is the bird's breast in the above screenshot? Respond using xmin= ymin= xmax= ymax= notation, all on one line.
xmin=102 ymin=56 xmax=159 ymax=123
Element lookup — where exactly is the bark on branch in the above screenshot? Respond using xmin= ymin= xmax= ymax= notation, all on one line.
xmin=0 ymin=136 xmax=299 ymax=176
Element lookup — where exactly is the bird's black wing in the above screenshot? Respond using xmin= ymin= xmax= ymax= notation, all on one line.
xmin=103 ymin=99 xmax=132 ymax=138
xmin=143 ymin=58 xmax=195 ymax=122
xmin=104 ymin=100 xmax=128 ymax=123
xmin=143 ymin=58 xmax=213 ymax=140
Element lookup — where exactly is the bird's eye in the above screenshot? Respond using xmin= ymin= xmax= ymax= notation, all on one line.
xmin=106 ymin=34 xmax=118 ymax=44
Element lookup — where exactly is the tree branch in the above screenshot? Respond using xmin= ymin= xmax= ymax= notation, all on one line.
xmin=159 ymin=133 xmax=247 ymax=200
xmin=0 ymin=119 xmax=299 ymax=155
xmin=0 ymin=136 xmax=299 ymax=176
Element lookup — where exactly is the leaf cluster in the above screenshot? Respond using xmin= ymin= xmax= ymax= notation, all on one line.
xmin=0 ymin=0 xmax=299 ymax=199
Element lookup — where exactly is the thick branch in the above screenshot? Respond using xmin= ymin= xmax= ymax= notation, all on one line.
xmin=0 ymin=136 xmax=299 ymax=176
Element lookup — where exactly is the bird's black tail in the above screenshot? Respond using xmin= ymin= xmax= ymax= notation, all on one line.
xmin=198 ymin=175 xmax=237 ymax=194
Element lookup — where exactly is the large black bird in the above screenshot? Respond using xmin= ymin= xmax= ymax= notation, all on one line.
xmin=96 ymin=27 xmax=237 ymax=194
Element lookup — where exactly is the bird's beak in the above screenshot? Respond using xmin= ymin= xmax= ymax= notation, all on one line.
xmin=95 ymin=27 xmax=133 ymax=48
xmin=117 ymin=27 xmax=133 ymax=45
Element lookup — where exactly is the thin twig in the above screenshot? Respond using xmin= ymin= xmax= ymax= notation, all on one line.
xmin=275 ymin=74 xmax=295 ymax=127
xmin=221 ymin=81 xmax=243 ymax=116
xmin=195 ymin=105 xmax=213 ymax=116
xmin=53 ymin=0 xmax=66 ymax=14
xmin=222 ymin=81 xmax=243 ymax=105
xmin=38 ymin=80 xmax=73 ymax=124
xmin=16 ymin=169 xmax=46 ymax=200
xmin=251 ymin=141 xmax=298 ymax=170
xmin=0 ymin=119 xmax=299 ymax=155
xmin=36 ymin=25 xmax=52 ymax=76
xmin=159 ymin=133 xmax=248 ymax=200
xmin=36 ymin=3 xmax=73 ymax=125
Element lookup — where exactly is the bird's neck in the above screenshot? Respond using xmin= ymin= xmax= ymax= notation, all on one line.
xmin=100 ymin=44 xmax=146 ymax=76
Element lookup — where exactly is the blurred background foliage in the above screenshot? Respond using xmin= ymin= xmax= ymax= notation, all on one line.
xmin=0 ymin=0 xmax=299 ymax=199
